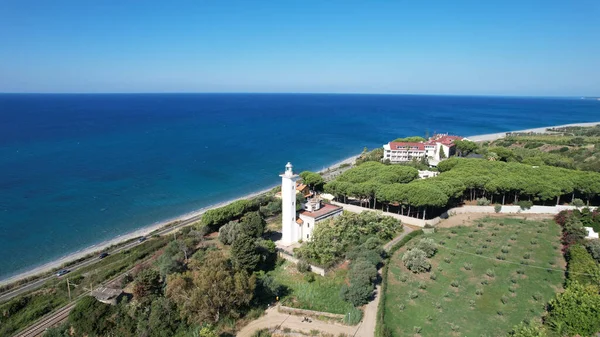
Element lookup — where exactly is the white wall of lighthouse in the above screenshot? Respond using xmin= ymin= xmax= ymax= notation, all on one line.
xmin=280 ymin=162 xmax=299 ymax=245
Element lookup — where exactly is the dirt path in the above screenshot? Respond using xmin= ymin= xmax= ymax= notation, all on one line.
xmin=236 ymin=306 xmax=358 ymax=337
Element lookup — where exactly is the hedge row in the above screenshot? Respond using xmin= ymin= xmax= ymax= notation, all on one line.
xmin=375 ymin=230 xmax=423 ymax=337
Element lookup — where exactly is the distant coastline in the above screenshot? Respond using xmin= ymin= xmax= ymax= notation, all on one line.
xmin=467 ymin=121 xmax=600 ymax=142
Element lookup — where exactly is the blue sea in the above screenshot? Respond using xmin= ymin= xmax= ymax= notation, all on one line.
xmin=0 ymin=94 xmax=598 ymax=280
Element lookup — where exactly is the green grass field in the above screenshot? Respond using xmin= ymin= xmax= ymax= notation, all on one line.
xmin=269 ymin=261 xmax=353 ymax=315
xmin=383 ymin=217 xmax=564 ymax=337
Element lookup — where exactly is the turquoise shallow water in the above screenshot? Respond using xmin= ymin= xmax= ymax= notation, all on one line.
xmin=0 ymin=93 xmax=598 ymax=280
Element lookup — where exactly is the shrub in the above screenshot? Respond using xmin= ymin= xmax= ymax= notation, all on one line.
xmin=585 ymin=239 xmax=600 ymax=263
xmin=402 ymin=248 xmax=431 ymax=273
xmin=413 ymin=326 xmax=422 ymax=333
xmin=463 ymin=262 xmax=472 ymax=270
xmin=408 ymin=291 xmax=419 ymax=299
xmin=416 ymin=238 xmax=437 ymax=257
xmin=340 ymin=282 xmax=374 ymax=307
xmin=572 ymin=198 xmax=585 ymax=208
xmin=475 ymin=288 xmax=483 ymax=296
xmin=486 ymin=269 xmax=495 ymax=277
xmin=303 ymin=273 xmax=315 ymax=283
xmin=523 ymin=253 xmax=530 ymax=259
xmin=494 ymin=204 xmax=502 ymax=213
xmin=501 ymin=295 xmax=509 ymax=304
xmin=343 ymin=307 xmax=363 ymax=325
xmin=517 ymin=269 xmax=525 ymax=275
xmin=566 ymin=244 xmax=600 ymax=285
xmin=508 ymin=321 xmax=547 ymax=337
xmin=429 ymin=272 xmax=437 ymax=280
xmin=518 ymin=200 xmax=533 ymax=210
xmin=481 ymin=279 xmax=489 ymax=285
xmin=296 ymin=260 xmax=311 ymax=273
xmin=532 ymin=292 xmax=542 ymax=301
xmin=501 ymin=246 xmax=510 ymax=254
xmin=510 ymin=235 xmax=517 ymax=241
xmin=251 ymin=329 xmax=272 ymax=337
xmin=476 ymin=248 xmax=483 ymax=255
xmin=450 ymin=280 xmax=459 ymax=288
xmin=546 ymin=282 xmax=600 ymax=336
xmin=477 ymin=197 xmax=491 ymax=206
xmin=444 ymin=257 xmax=451 ymax=264
xmin=418 ymin=282 xmax=427 ymax=290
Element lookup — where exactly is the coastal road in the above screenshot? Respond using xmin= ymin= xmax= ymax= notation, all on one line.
xmin=0 ymin=213 xmax=203 ymax=304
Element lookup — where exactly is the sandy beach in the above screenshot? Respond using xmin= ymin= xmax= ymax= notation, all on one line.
xmin=467 ymin=121 xmax=600 ymax=142
xmin=0 ymin=154 xmax=361 ymax=286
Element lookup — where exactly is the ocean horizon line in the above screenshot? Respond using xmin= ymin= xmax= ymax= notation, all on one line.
xmin=0 ymin=92 xmax=588 ymax=99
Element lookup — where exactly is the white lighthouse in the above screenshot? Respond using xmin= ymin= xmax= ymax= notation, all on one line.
xmin=280 ymin=162 xmax=299 ymax=245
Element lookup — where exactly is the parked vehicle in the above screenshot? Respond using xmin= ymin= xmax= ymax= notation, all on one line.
xmin=98 ymin=252 xmax=109 ymax=259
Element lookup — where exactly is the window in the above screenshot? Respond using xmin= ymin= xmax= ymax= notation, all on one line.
xmin=307 ymin=234 xmax=309 ymax=239
xmin=307 ymin=223 xmax=310 ymax=228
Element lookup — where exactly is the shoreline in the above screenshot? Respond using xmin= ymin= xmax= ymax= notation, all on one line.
xmin=467 ymin=121 xmax=600 ymax=142
xmin=0 ymin=153 xmax=361 ymax=286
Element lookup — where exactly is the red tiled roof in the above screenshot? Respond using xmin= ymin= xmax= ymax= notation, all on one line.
xmin=299 ymin=203 xmax=343 ymax=219
xmin=388 ymin=142 xmax=425 ymax=151
xmin=435 ymin=135 xmax=463 ymax=146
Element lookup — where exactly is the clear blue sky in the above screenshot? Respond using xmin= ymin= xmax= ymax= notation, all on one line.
xmin=1 ymin=1 xmax=598 ymax=95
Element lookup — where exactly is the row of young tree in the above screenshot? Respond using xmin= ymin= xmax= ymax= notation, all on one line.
xmin=324 ymin=158 xmax=600 ymax=220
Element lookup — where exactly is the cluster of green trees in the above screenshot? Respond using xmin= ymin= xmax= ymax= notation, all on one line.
xmin=295 ymin=211 xmax=401 ymax=267
xmin=45 ymin=194 xmax=283 ymax=337
xmin=324 ymin=161 xmax=419 ymax=206
xmin=326 ymin=157 xmax=600 ymax=219
xmin=341 ymin=238 xmax=385 ymax=306
xmin=356 ymin=147 xmax=385 ymax=166
xmin=200 ymin=195 xmax=273 ymax=230
xmin=299 ymin=171 xmax=325 ymax=192
xmin=437 ymin=158 xmax=600 ymax=205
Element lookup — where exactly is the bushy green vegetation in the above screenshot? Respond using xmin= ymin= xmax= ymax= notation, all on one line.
xmin=200 ymin=195 xmax=273 ymax=230
xmin=0 ymin=237 xmax=170 ymax=336
xmin=545 ymin=282 xmax=600 ymax=336
xmin=326 ymin=157 xmax=600 ymax=220
xmin=565 ymin=244 xmax=600 ymax=286
xmin=295 ymin=211 xmax=401 ymax=267
xmin=383 ymin=218 xmax=564 ymax=336
xmin=12 ymin=194 xmax=283 ymax=337
xmin=355 ymin=148 xmax=385 ymax=166
xmin=299 ymin=171 xmax=325 ymax=191
xmin=482 ymin=124 xmax=600 ymax=172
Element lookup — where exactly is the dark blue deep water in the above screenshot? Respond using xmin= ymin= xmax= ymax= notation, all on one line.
xmin=0 ymin=94 xmax=599 ymax=280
